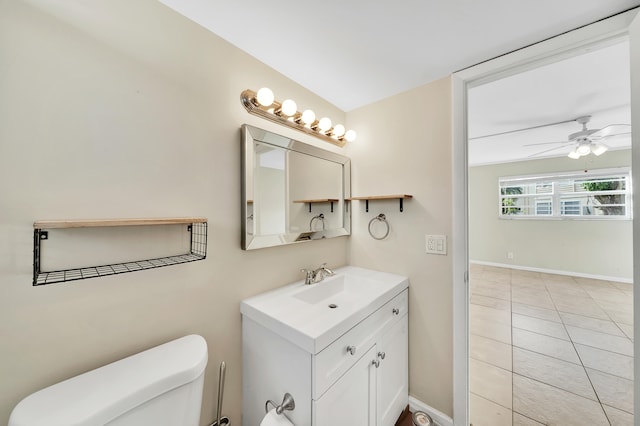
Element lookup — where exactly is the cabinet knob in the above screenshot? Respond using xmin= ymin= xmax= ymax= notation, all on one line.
xmin=378 ymin=351 xmax=386 ymax=360
xmin=346 ymin=345 xmax=356 ymax=356
xmin=392 ymin=308 xmax=400 ymax=315
xmin=371 ymin=359 xmax=381 ymax=368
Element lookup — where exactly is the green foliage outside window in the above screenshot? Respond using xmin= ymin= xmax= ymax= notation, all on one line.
xmin=501 ymin=187 xmax=523 ymax=215
xmin=582 ymin=180 xmax=625 ymax=215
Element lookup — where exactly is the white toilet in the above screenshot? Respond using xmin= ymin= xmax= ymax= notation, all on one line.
xmin=9 ymin=334 xmax=208 ymax=426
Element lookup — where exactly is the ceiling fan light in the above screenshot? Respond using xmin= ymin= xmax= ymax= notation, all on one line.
xmin=576 ymin=144 xmax=591 ymax=156
xmin=591 ymin=143 xmax=608 ymax=156
xmin=568 ymin=149 xmax=581 ymax=160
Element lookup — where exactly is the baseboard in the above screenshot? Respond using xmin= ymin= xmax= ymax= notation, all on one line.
xmin=408 ymin=396 xmax=453 ymax=426
xmin=470 ymin=260 xmax=633 ymax=284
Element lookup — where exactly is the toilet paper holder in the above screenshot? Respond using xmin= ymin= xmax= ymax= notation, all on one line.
xmin=265 ymin=392 xmax=295 ymax=415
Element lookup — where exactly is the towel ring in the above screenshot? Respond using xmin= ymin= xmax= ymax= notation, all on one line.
xmin=368 ymin=214 xmax=390 ymax=240
xmin=246 ymin=214 xmax=254 ymax=235
xmin=310 ymin=213 xmax=325 ymax=231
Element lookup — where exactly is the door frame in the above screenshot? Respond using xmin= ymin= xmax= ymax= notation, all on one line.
xmin=451 ymin=8 xmax=639 ymax=425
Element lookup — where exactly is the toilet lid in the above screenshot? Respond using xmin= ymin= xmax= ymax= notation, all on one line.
xmin=8 ymin=335 xmax=208 ymax=426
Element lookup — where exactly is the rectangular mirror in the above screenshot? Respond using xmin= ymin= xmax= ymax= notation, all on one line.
xmin=241 ymin=124 xmax=351 ymax=250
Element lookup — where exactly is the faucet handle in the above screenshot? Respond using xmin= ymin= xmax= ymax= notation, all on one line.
xmin=301 ymin=268 xmax=314 ymax=284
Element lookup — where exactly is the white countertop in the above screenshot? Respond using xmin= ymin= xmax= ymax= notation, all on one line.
xmin=240 ymin=266 xmax=409 ymax=354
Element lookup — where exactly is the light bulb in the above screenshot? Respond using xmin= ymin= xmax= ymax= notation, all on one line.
xmin=577 ymin=143 xmax=591 ymax=156
xmin=301 ymin=109 xmax=315 ymax=125
xmin=591 ymin=143 xmax=608 ymax=156
xmin=281 ymin=99 xmax=297 ymax=116
xmin=256 ymin=87 xmax=275 ymax=107
xmin=333 ymin=124 xmax=346 ymax=137
xmin=567 ymin=149 xmax=581 ymax=159
xmin=345 ymin=130 xmax=357 ymax=142
xmin=318 ymin=117 xmax=332 ymax=132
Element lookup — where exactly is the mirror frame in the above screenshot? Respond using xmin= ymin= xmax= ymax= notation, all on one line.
xmin=241 ymin=124 xmax=351 ymax=250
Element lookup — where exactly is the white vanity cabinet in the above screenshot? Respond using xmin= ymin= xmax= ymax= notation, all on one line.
xmin=242 ymin=271 xmax=408 ymax=426
xmin=377 ymin=312 xmax=409 ymax=425
xmin=313 ymin=345 xmax=377 ymax=426
xmin=313 ymin=300 xmax=408 ymax=426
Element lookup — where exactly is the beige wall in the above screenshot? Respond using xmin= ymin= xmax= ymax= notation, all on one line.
xmin=469 ymin=150 xmax=633 ymax=280
xmin=346 ymin=78 xmax=454 ymax=416
xmin=0 ymin=1 xmax=351 ymax=423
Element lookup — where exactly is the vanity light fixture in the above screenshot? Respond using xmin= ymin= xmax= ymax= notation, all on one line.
xmin=240 ymin=88 xmax=356 ymax=147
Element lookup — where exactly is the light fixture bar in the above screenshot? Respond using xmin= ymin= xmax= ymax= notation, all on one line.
xmin=240 ymin=89 xmax=354 ymax=147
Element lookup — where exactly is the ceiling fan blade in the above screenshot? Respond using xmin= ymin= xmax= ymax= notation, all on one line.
xmin=527 ymin=144 xmax=571 ymax=158
xmin=590 ymin=124 xmax=631 ymax=138
xmin=594 ymin=131 xmax=631 ymax=140
xmin=523 ymin=140 xmax=570 ymax=147
xmin=470 ymin=118 xmax=577 ymax=140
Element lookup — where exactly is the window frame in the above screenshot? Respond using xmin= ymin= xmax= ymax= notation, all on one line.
xmin=498 ymin=167 xmax=632 ymax=221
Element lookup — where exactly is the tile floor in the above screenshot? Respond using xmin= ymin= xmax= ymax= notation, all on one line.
xmin=469 ymin=264 xmax=634 ymax=426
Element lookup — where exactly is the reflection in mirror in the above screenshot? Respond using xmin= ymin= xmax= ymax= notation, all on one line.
xmin=241 ymin=124 xmax=351 ymax=250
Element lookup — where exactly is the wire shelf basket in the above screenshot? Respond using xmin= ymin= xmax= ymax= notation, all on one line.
xmin=33 ymin=219 xmax=207 ymax=286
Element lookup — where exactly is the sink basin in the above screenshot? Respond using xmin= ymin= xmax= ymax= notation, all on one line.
xmin=293 ymin=274 xmax=381 ymax=305
xmin=240 ymin=266 xmax=409 ymax=353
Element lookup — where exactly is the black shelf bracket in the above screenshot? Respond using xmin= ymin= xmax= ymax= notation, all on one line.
xmin=307 ymin=201 xmax=335 ymax=213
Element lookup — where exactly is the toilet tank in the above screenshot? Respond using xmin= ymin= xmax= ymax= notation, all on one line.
xmin=9 ymin=334 xmax=208 ymax=426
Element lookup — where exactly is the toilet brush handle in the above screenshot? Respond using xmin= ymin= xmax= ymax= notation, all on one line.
xmin=216 ymin=362 xmax=226 ymax=425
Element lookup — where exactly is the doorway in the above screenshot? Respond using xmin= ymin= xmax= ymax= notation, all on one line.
xmin=451 ymin=8 xmax=640 ymax=426
xmin=467 ymin=41 xmax=633 ymax=425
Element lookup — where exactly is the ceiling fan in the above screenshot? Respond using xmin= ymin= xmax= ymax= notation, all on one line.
xmin=524 ymin=115 xmax=631 ymax=159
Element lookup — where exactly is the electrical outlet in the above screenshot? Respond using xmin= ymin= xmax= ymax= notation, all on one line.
xmin=426 ymin=235 xmax=447 ymax=255
xmin=507 ymin=251 xmax=514 ymax=259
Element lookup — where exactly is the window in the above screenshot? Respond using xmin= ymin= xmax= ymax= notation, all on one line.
xmin=499 ymin=168 xmax=631 ymax=220
xmin=560 ymin=200 xmax=581 ymax=216
xmin=535 ymin=200 xmax=552 ymax=216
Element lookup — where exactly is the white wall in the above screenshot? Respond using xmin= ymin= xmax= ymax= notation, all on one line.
xmin=0 ymin=1 xmax=459 ymax=423
xmin=469 ymin=150 xmax=633 ymax=281
xmin=346 ymin=78 xmax=454 ymax=416
xmin=0 ymin=1 xmax=350 ymax=423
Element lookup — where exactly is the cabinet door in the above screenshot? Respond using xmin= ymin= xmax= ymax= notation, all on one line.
xmin=313 ymin=345 xmax=376 ymax=426
xmin=377 ymin=314 xmax=408 ymax=426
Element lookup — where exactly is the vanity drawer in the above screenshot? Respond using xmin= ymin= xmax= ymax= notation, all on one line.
xmin=312 ymin=289 xmax=408 ymax=399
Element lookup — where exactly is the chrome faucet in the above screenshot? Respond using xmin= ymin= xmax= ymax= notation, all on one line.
xmin=301 ymin=263 xmax=335 ymax=285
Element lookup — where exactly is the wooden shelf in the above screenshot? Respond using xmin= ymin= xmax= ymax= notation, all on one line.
xmin=293 ymin=198 xmax=340 ymax=204
xmin=33 ymin=217 xmax=206 ymax=229
xmin=293 ymin=198 xmax=340 ymax=213
xmin=346 ymin=195 xmax=413 ymax=212
xmin=347 ymin=194 xmax=413 ymax=201
xmin=33 ymin=217 xmax=207 ymax=286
